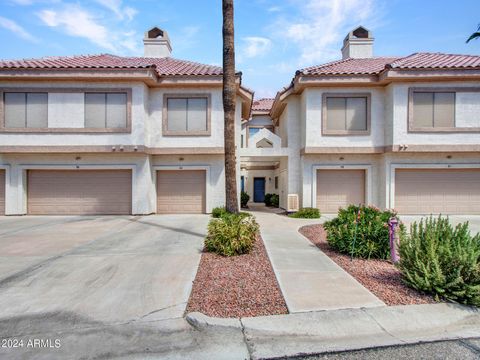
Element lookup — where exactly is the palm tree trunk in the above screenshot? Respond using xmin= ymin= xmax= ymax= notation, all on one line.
xmin=222 ymin=0 xmax=239 ymax=213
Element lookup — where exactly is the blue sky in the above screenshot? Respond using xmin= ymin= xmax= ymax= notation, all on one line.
xmin=0 ymin=0 xmax=479 ymax=98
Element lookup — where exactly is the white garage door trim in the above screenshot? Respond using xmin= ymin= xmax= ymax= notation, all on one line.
xmin=153 ymin=165 xmax=211 ymax=212
xmin=311 ymin=164 xmax=372 ymax=209
xmin=389 ymin=163 xmax=480 ymax=210
xmin=18 ymin=164 xmax=137 ymax=214
xmin=0 ymin=165 xmax=10 ymax=215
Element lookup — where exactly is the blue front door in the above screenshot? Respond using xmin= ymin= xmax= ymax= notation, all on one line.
xmin=253 ymin=177 xmax=266 ymax=203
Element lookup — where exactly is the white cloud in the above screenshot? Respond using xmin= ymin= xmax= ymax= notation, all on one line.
xmin=241 ymin=37 xmax=272 ymax=58
xmin=267 ymin=6 xmax=281 ymax=12
xmin=37 ymin=4 xmax=140 ymax=54
xmin=93 ymin=0 xmax=138 ymax=21
xmin=0 ymin=16 xmax=37 ymax=42
xmin=272 ymin=0 xmax=380 ymax=66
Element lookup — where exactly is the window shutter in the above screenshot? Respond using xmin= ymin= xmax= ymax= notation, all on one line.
xmin=167 ymin=98 xmax=187 ymax=131
xmin=346 ymin=97 xmax=367 ymax=131
xmin=106 ymin=93 xmax=127 ymax=128
xmin=26 ymin=93 xmax=48 ymax=128
xmin=326 ymin=97 xmax=346 ymax=130
xmin=413 ymin=92 xmax=434 ymax=128
xmin=85 ymin=93 xmax=106 ymax=128
xmin=187 ymin=98 xmax=207 ymax=131
xmin=4 ymin=93 xmax=26 ymax=128
xmin=433 ymin=92 xmax=455 ymax=127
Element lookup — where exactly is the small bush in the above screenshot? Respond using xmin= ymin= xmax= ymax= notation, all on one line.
xmin=264 ymin=193 xmax=273 ymax=206
xmin=204 ymin=213 xmax=259 ymax=256
xmin=398 ymin=216 xmax=480 ymax=306
xmin=323 ymin=205 xmax=399 ymax=259
xmin=264 ymin=193 xmax=279 ymax=207
xmin=241 ymin=191 xmax=250 ymax=208
xmin=270 ymin=194 xmax=279 ymax=208
xmin=211 ymin=206 xmax=228 ymax=218
xmin=289 ymin=207 xmax=320 ymax=219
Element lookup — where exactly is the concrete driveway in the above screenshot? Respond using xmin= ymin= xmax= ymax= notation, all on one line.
xmin=0 ymin=215 xmax=207 ymax=324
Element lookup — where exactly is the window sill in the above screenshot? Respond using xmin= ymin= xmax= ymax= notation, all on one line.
xmin=322 ymin=130 xmax=371 ymax=136
xmin=408 ymin=127 xmax=480 ymax=133
xmin=163 ymin=131 xmax=211 ymax=137
xmin=0 ymin=128 xmax=131 ymax=134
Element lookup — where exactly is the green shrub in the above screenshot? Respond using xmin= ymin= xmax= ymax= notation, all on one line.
xmin=289 ymin=207 xmax=321 ymax=219
xmin=323 ymin=205 xmax=399 ymax=259
xmin=270 ymin=194 xmax=279 ymax=208
xmin=204 ymin=213 xmax=259 ymax=256
xmin=264 ymin=193 xmax=273 ymax=206
xmin=264 ymin=193 xmax=279 ymax=207
xmin=398 ymin=216 xmax=480 ymax=306
xmin=211 ymin=206 xmax=228 ymax=218
xmin=241 ymin=191 xmax=250 ymax=208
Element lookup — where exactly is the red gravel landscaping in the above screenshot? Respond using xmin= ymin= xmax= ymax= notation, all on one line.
xmin=299 ymin=224 xmax=436 ymax=306
xmin=186 ymin=234 xmax=288 ymax=318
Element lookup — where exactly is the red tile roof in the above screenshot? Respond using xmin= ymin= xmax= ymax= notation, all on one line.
xmin=298 ymin=53 xmax=480 ymax=76
xmin=0 ymin=54 xmax=223 ymax=76
xmin=252 ymin=98 xmax=275 ymax=112
xmin=388 ymin=52 xmax=480 ymax=70
xmin=299 ymin=57 xmax=399 ymax=76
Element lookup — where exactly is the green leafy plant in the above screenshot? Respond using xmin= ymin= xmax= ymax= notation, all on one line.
xmin=289 ymin=207 xmax=321 ymax=219
xmin=398 ymin=216 xmax=480 ymax=306
xmin=241 ymin=191 xmax=250 ymax=208
xmin=211 ymin=206 xmax=228 ymax=218
xmin=204 ymin=213 xmax=259 ymax=256
xmin=264 ymin=193 xmax=279 ymax=207
xmin=270 ymin=194 xmax=279 ymax=208
xmin=323 ymin=205 xmax=400 ymax=259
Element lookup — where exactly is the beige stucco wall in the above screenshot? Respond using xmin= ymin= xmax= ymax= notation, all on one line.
xmin=303 ymin=86 xmax=385 ymax=148
xmin=390 ymin=81 xmax=480 ymax=146
xmin=0 ymin=81 xmax=148 ymax=146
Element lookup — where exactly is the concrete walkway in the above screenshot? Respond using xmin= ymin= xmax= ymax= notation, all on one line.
xmin=252 ymin=211 xmax=384 ymax=312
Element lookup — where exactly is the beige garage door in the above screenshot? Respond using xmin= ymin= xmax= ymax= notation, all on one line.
xmin=157 ymin=170 xmax=206 ymax=214
xmin=395 ymin=169 xmax=480 ymax=214
xmin=316 ymin=169 xmax=365 ymax=213
xmin=27 ymin=170 xmax=132 ymax=215
xmin=0 ymin=170 xmax=5 ymax=215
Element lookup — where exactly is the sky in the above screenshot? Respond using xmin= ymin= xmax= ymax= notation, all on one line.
xmin=0 ymin=0 xmax=479 ymax=98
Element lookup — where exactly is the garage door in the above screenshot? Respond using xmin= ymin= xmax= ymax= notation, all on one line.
xmin=157 ymin=170 xmax=206 ymax=214
xmin=316 ymin=169 xmax=365 ymax=213
xmin=0 ymin=170 xmax=5 ymax=215
xmin=395 ymin=169 xmax=480 ymax=214
xmin=27 ymin=170 xmax=132 ymax=215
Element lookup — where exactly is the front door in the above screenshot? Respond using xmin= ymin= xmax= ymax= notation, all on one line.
xmin=253 ymin=177 xmax=266 ymax=203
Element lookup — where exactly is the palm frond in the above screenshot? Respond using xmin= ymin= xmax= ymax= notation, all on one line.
xmin=467 ymin=32 xmax=480 ymax=43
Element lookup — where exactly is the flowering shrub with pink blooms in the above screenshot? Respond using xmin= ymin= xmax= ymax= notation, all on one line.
xmin=323 ymin=205 xmax=403 ymax=260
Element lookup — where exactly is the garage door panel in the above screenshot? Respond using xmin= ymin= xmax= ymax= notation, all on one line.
xmin=395 ymin=169 xmax=480 ymax=215
xmin=316 ymin=169 xmax=365 ymax=213
xmin=0 ymin=170 xmax=5 ymax=215
xmin=157 ymin=170 xmax=206 ymax=214
xmin=28 ymin=170 xmax=132 ymax=215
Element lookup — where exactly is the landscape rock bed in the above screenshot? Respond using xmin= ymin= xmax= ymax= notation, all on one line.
xmin=299 ymin=224 xmax=436 ymax=306
xmin=186 ymin=235 xmax=288 ymax=318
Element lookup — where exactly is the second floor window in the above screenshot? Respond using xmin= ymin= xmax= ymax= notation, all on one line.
xmin=411 ymin=91 xmax=455 ymax=129
xmin=323 ymin=94 xmax=370 ymax=135
xmin=85 ymin=93 xmax=127 ymax=128
xmin=4 ymin=92 xmax=48 ymax=128
xmin=164 ymin=95 xmax=209 ymax=135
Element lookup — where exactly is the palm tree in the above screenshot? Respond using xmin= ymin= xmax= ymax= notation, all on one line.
xmin=467 ymin=24 xmax=480 ymax=43
xmin=222 ymin=0 xmax=239 ymax=213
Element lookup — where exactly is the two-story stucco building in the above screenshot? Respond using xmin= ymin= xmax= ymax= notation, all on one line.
xmin=1 ymin=25 xmax=480 ymax=216
xmin=240 ymin=26 xmax=480 ymax=215
xmin=0 ymin=27 xmax=252 ymax=216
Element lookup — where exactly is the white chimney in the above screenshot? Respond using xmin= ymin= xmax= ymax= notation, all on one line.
xmin=143 ymin=27 xmax=172 ymax=58
xmin=341 ymin=26 xmax=373 ymax=59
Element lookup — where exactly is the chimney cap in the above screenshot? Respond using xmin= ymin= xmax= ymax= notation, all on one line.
xmin=343 ymin=26 xmax=372 ymax=45
xmin=145 ymin=27 xmax=170 ymax=41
